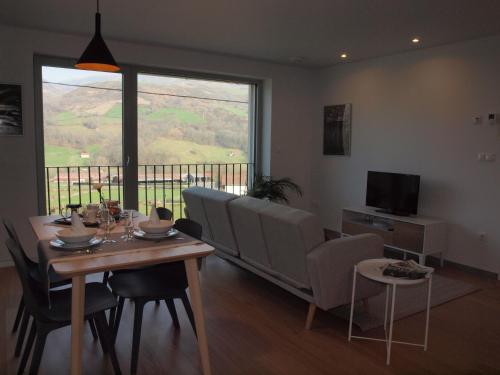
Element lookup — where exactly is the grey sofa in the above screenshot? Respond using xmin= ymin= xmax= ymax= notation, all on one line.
xmin=182 ymin=186 xmax=384 ymax=328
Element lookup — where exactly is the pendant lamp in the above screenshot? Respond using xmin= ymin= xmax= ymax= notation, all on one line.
xmin=75 ymin=0 xmax=120 ymax=72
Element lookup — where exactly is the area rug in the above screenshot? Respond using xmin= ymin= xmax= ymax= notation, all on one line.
xmin=331 ymin=274 xmax=479 ymax=331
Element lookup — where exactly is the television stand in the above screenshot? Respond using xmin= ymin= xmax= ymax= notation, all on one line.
xmin=375 ymin=209 xmax=410 ymax=217
xmin=341 ymin=207 xmax=447 ymax=266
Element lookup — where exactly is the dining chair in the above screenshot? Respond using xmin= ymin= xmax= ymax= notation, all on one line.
xmin=156 ymin=207 xmax=173 ymax=220
xmin=108 ymin=218 xmax=202 ymax=374
xmin=102 ymin=206 xmax=174 ymax=285
xmin=1 ymin=219 xmax=100 ymax=358
xmin=5 ymin=238 xmax=122 ymax=375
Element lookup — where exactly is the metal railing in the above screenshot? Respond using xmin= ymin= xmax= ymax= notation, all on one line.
xmin=45 ymin=163 xmax=254 ymax=218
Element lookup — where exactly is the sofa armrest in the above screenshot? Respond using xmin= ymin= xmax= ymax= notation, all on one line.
xmin=306 ymin=233 xmax=384 ymax=310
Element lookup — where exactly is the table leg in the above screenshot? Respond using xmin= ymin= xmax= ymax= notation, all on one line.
xmin=348 ymin=265 xmax=357 ymax=342
xmin=185 ymin=258 xmax=212 ymax=375
xmin=384 ymin=284 xmax=390 ymax=333
xmin=424 ymin=275 xmax=432 ymax=351
xmin=386 ymin=284 xmax=397 ymax=365
xmin=71 ymin=275 xmax=85 ymax=375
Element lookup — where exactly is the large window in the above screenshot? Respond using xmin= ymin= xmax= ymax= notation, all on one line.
xmin=36 ymin=58 xmax=258 ymax=216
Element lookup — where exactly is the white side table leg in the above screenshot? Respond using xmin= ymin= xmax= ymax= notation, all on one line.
xmin=386 ymin=284 xmax=397 ymax=365
xmin=348 ymin=265 xmax=358 ymax=342
xmin=383 ymin=284 xmax=390 ymax=333
xmin=424 ymin=275 xmax=432 ymax=351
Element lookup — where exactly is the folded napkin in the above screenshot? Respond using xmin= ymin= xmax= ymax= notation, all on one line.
xmin=149 ymin=205 xmax=160 ymax=224
xmin=71 ymin=211 xmax=87 ymax=234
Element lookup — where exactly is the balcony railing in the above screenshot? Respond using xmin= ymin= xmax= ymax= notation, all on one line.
xmin=45 ymin=163 xmax=254 ymax=218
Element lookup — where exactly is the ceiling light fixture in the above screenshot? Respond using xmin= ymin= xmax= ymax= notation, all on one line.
xmin=75 ymin=0 xmax=120 ymax=72
xmin=340 ymin=53 xmax=348 ymax=59
xmin=412 ymin=37 xmax=420 ymax=44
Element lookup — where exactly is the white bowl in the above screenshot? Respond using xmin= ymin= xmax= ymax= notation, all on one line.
xmin=56 ymin=228 xmax=97 ymax=244
xmin=138 ymin=220 xmax=174 ymax=234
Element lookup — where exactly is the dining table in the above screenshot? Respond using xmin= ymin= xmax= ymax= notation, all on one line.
xmin=29 ymin=214 xmax=215 ymax=375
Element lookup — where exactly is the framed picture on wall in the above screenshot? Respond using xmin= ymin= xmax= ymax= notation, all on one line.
xmin=323 ymin=103 xmax=351 ymax=156
xmin=0 ymin=84 xmax=23 ymax=136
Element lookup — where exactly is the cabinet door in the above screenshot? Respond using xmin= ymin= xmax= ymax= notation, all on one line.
xmin=393 ymin=222 xmax=424 ymax=252
xmin=342 ymin=221 xmax=394 ymax=245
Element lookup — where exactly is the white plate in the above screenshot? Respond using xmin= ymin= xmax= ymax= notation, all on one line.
xmin=56 ymin=228 xmax=98 ymax=244
xmin=133 ymin=228 xmax=178 ymax=240
xmin=50 ymin=237 xmax=103 ymax=250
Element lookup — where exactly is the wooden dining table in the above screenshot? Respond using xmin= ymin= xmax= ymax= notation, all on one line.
xmin=29 ymin=214 xmax=215 ymax=375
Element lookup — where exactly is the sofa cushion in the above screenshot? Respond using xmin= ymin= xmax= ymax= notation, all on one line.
xmin=229 ymin=196 xmax=272 ymax=270
xmin=182 ymin=187 xmax=239 ymax=256
xmin=259 ymin=203 xmax=324 ymax=289
xmin=182 ymin=187 xmax=213 ymax=242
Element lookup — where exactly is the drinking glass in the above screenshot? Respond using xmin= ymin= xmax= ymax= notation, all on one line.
xmin=100 ymin=209 xmax=116 ymax=244
xmin=121 ymin=210 xmax=135 ymax=241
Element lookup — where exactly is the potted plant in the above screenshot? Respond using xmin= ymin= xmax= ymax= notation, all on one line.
xmin=247 ymin=173 xmax=302 ymax=204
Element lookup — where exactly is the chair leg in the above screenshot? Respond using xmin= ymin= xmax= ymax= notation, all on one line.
xmin=180 ymin=292 xmax=197 ymax=337
xmin=113 ymin=297 xmax=125 ymax=343
xmin=12 ymin=297 xmax=25 ymax=333
xmin=88 ymin=319 xmax=98 ymax=340
xmin=131 ymin=300 xmax=145 ymax=374
xmin=15 ymin=312 xmax=30 ymax=357
xmin=103 ymin=271 xmax=110 ymax=285
xmin=164 ymin=299 xmax=180 ymax=329
xmin=28 ymin=326 xmax=48 ymax=375
xmin=155 ymin=300 xmax=160 ymax=305
xmin=18 ymin=319 xmax=36 ymax=375
xmin=305 ymin=303 xmax=317 ymax=330
xmin=94 ymin=312 xmax=122 ymax=375
xmin=109 ymin=305 xmax=117 ymax=329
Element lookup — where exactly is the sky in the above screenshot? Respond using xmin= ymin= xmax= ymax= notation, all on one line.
xmin=42 ymin=66 xmax=121 ymax=84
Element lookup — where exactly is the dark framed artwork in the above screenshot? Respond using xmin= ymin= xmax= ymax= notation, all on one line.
xmin=0 ymin=84 xmax=23 ymax=136
xmin=323 ymin=104 xmax=351 ymax=156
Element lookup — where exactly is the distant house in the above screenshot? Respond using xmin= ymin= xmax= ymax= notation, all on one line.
xmin=80 ymin=152 xmax=90 ymax=159
xmin=182 ymin=173 xmax=211 ymax=184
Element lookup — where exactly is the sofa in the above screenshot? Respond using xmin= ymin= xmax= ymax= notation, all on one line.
xmin=182 ymin=186 xmax=384 ymax=328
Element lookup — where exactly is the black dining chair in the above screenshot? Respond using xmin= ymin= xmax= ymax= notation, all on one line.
xmin=102 ymin=207 xmax=174 ymax=285
xmin=156 ymin=207 xmax=173 ymax=220
xmin=2 ymin=219 xmax=100 ymax=358
xmin=108 ymin=218 xmax=202 ymax=374
xmin=5 ymin=238 xmax=122 ymax=375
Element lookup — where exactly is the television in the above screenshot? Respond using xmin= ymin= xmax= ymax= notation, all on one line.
xmin=366 ymin=171 xmax=420 ymax=216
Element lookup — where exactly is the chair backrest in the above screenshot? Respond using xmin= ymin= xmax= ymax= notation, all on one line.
xmin=5 ymin=238 xmax=48 ymax=319
xmin=3 ymin=218 xmax=21 ymax=246
xmin=3 ymin=218 xmax=36 ymax=267
xmin=174 ymin=218 xmax=202 ymax=240
xmin=156 ymin=207 xmax=173 ymax=221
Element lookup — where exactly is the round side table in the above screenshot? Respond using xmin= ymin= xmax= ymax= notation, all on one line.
xmin=347 ymin=258 xmax=433 ymax=365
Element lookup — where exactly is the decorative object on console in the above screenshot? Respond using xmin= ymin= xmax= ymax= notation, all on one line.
xmin=0 ymin=84 xmax=23 ymax=136
xmin=323 ymin=103 xmax=351 ymax=156
xmin=247 ymin=173 xmax=302 ymax=204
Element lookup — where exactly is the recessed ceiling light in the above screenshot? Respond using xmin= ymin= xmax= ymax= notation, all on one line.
xmin=340 ymin=53 xmax=348 ymax=59
xmin=412 ymin=37 xmax=420 ymax=44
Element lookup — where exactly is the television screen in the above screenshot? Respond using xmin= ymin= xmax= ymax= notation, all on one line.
xmin=366 ymin=171 xmax=420 ymax=215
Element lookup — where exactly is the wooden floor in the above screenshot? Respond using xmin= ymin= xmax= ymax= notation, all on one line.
xmin=1 ymin=255 xmax=500 ymax=374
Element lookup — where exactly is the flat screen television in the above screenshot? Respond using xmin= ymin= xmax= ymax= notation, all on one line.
xmin=366 ymin=171 xmax=420 ymax=216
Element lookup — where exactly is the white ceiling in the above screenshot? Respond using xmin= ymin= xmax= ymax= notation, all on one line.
xmin=2 ymin=0 xmax=500 ymax=67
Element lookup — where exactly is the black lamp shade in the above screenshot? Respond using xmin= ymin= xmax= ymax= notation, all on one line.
xmin=75 ymin=13 xmax=120 ymax=72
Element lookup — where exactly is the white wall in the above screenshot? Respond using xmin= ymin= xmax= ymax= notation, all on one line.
xmin=0 ymin=24 xmax=316 ymax=262
xmin=313 ymin=36 xmax=500 ymax=274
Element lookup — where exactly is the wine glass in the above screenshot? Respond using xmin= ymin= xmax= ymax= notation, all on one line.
xmin=120 ymin=210 xmax=135 ymax=241
xmin=100 ymin=209 xmax=116 ymax=244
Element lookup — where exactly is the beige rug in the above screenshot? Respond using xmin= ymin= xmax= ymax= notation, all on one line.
xmin=331 ymin=274 xmax=479 ymax=331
